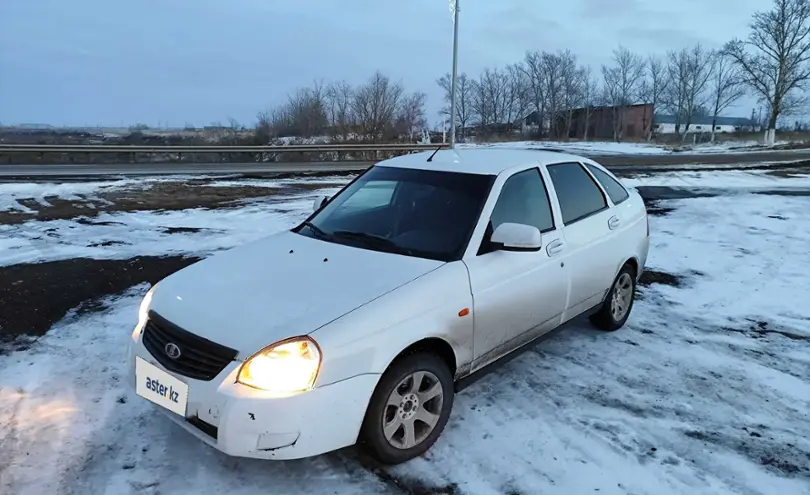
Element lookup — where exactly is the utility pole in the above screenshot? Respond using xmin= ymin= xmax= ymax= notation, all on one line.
xmin=449 ymin=0 xmax=460 ymax=149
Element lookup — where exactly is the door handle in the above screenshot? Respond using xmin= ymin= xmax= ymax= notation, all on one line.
xmin=608 ymin=216 xmax=621 ymax=230
xmin=546 ymin=239 xmax=564 ymax=256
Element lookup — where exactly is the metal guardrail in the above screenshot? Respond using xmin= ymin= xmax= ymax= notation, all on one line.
xmin=0 ymin=143 xmax=448 ymax=153
xmin=0 ymin=143 xmax=450 ymax=165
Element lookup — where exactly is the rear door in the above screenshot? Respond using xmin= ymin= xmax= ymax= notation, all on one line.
xmin=464 ymin=167 xmax=569 ymax=371
xmin=544 ymin=162 xmax=618 ymax=321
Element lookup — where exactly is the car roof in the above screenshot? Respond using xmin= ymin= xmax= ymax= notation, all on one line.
xmin=375 ymin=148 xmax=589 ymax=176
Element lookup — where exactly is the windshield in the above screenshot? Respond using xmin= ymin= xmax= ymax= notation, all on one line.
xmin=294 ymin=165 xmax=495 ymax=262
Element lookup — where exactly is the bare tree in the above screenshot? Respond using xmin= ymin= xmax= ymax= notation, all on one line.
xmin=396 ymin=92 xmax=427 ymax=140
xmin=325 ymin=80 xmax=355 ymax=141
xmin=521 ymin=51 xmax=547 ymax=136
xmin=580 ymin=68 xmax=599 ymax=140
xmin=541 ymin=51 xmax=570 ymax=138
xmin=680 ymin=45 xmax=715 ymax=142
xmin=664 ymin=45 xmax=714 ymax=141
xmin=663 ymin=49 xmax=690 ymax=135
xmin=437 ymin=72 xmax=473 ymax=140
xmin=601 ymin=46 xmax=646 ymax=141
xmin=352 ymin=71 xmax=404 ymax=142
xmin=560 ymin=64 xmax=587 ymax=140
xmin=708 ymin=53 xmax=747 ymax=141
xmin=470 ymin=69 xmax=501 ymax=130
xmin=255 ymin=110 xmax=272 ymax=144
xmin=639 ymin=55 xmax=669 ymax=140
xmin=268 ymin=84 xmax=329 ymax=139
xmin=224 ymin=117 xmax=242 ymax=144
xmin=725 ymin=0 xmax=810 ymax=144
xmin=505 ymin=63 xmax=530 ymax=125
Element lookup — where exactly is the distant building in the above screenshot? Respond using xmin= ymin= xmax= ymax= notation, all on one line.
xmin=564 ymin=103 xmax=653 ymax=140
xmin=521 ymin=104 xmax=654 ymax=140
xmin=652 ymin=115 xmax=759 ymax=134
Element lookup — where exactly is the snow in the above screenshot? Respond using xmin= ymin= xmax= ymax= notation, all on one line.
xmin=461 ymin=140 xmax=673 ymax=155
xmin=2 ymin=173 xmax=810 ymax=494
xmin=460 ymin=139 xmax=796 ymax=156
xmin=0 ymin=190 xmax=348 ymax=267
xmin=0 ymin=177 xmax=351 ymax=266
xmin=623 ymin=170 xmax=810 ymax=189
xmin=0 ymin=180 xmax=144 ymax=212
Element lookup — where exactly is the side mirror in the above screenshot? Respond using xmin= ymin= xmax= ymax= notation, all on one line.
xmin=312 ymin=195 xmax=328 ymax=212
xmin=491 ymin=222 xmax=542 ymax=252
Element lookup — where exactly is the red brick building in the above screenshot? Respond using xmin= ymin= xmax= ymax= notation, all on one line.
xmin=557 ymin=103 xmax=654 ymax=140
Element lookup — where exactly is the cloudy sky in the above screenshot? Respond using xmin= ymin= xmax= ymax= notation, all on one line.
xmin=1 ymin=0 xmax=765 ymax=128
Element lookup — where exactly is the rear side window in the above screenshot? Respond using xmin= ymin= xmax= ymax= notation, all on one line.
xmin=585 ymin=164 xmax=629 ymax=205
xmin=547 ymin=162 xmax=607 ymax=225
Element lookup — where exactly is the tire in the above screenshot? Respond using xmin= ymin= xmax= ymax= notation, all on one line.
xmin=590 ymin=263 xmax=637 ymax=331
xmin=359 ymin=352 xmax=454 ymax=465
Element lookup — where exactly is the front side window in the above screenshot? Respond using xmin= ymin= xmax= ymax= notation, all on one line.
xmin=478 ymin=168 xmax=555 ymax=255
xmin=584 ymin=163 xmax=629 ymax=205
xmin=489 ymin=168 xmax=555 ymax=233
xmin=547 ymin=162 xmax=607 ymax=225
xmin=295 ymin=166 xmax=495 ymax=262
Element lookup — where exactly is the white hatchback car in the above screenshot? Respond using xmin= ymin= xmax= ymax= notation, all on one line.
xmin=128 ymin=148 xmax=650 ymax=465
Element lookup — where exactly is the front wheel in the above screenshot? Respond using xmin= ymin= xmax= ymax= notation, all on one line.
xmin=590 ymin=264 xmax=637 ymax=331
xmin=359 ymin=352 xmax=454 ymax=465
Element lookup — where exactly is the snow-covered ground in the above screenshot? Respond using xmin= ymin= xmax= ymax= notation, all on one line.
xmin=0 ymin=177 xmax=350 ymax=266
xmin=1 ymin=172 xmax=809 ymax=494
xmin=460 ymin=140 xmax=790 ymax=156
xmin=624 ymin=170 xmax=810 ymax=189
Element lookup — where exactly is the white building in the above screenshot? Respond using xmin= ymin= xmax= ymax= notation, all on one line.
xmin=652 ymin=115 xmax=759 ymax=134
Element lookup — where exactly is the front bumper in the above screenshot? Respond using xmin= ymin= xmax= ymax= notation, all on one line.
xmin=128 ymin=331 xmax=380 ymax=460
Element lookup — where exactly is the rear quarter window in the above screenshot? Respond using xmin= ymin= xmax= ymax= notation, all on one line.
xmin=585 ymin=163 xmax=630 ymax=205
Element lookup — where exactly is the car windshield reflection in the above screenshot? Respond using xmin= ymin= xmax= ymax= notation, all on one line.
xmin=294 ymin=165 xmax=494 ymax=262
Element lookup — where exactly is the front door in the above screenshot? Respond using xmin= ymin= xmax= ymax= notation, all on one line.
xmin=464 ymin=167 xmax=569 ymax=372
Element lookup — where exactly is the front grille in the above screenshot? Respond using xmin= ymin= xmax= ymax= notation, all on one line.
xmin=142 ymin=310 xmax=238 ymax=381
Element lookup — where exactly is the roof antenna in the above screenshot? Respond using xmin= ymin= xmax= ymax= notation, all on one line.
xmin=426 ymin=145 xmax=443 ymax=162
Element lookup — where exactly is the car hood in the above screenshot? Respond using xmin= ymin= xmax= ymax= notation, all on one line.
xmin=148 ymin=230 xmax=443 ymax=356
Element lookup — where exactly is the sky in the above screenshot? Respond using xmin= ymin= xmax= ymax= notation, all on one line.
xmin=0 ymin=0 xmax=767 ymax=128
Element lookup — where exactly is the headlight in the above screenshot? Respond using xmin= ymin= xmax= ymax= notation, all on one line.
xmin=133 ymin=286 xmax=156 ymax=340
xmin=237 ymin=337 xmax=321 ymax=393
xmin=138 ymin=285 xmax=156 ymax=327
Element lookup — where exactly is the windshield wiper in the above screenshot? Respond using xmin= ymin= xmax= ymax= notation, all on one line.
xmin=302 ymin=221 xmax=330 ymax=240
xmin=332 ymin=230 xmax=405 ymax=254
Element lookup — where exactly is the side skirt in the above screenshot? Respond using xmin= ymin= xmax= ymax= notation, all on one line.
xmin=454 ymin=301 xmax=602 ymax=393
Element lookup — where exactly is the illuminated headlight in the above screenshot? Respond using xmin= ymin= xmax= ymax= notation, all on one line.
xmin=237 ymin=337 xmax=322 ymax=393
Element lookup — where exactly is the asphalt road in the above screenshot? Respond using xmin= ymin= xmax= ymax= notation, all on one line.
xmin=2 ymin=149 xmax=810 ymax=179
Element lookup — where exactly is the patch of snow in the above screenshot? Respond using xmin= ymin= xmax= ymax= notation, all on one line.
xmin=0 ymin=192 xmax=335 ymax=267
xmin=460 ymin=140 xmax=674 ymax=155
xmin=2 ymin=173 xmax=809 ymax=494
xmin=461 ymin=139 xmax=797 ymax=156
xmin=0 ymin=180 xmax=144 ymax=213
xmin=624 ymin=170 xmax=810 ymax=189
xmin=674 ymin=139 xmax=796 ymax=153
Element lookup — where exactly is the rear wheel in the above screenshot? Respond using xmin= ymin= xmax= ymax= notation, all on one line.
xmin=359 ymin=352 xmax=454 ymax=465
xmin=590 ymin=264 xmax=637 ymax=331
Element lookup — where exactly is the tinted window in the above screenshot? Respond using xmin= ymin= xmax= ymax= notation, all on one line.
xmin=490 ymin=168 xmax=554 ymax=233
xmin=547 ymin=162 xmax=607 ymax=225
xmin=296 ymin=166 xmax=494 ymax=262
xmin=585 ymin=164 xmax=629 ymax=205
